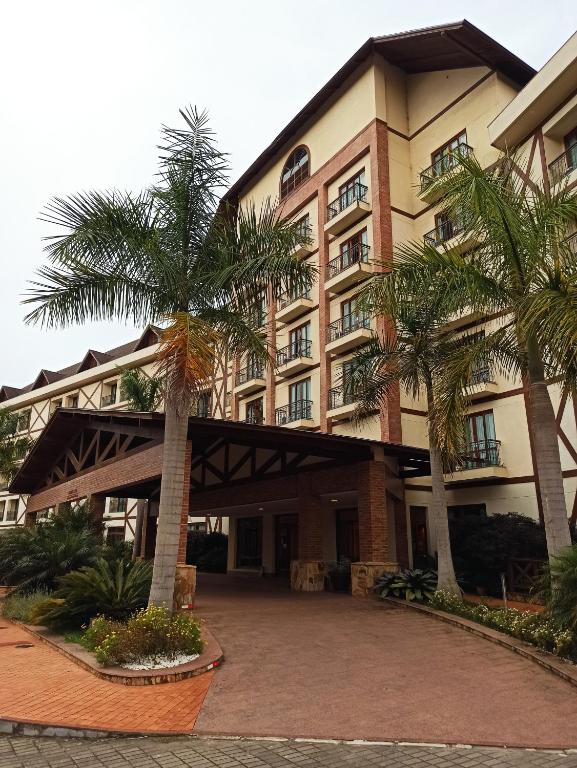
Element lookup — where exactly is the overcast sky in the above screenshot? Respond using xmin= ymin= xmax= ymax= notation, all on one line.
xmin=1 ymin=0 xmax=575 ymax=386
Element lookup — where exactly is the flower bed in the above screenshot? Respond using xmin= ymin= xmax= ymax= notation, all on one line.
xmin=429 ymin=590 xmax=575 ymax=659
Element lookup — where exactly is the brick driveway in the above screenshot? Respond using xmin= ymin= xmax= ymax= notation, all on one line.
xmin=194 ymin=574 xmax=577 ymax=749
xmin=2 ymin=735 xmax=577 ymax=768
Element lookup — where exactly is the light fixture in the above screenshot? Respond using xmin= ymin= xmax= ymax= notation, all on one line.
xmin=258 ymin=506 xmax=264 ymax=512
xmin=330 ymin=498 xmax=339 ymax=503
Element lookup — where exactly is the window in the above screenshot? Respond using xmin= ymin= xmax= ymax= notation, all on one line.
xmin=245 ymin=397 xmax=264 ymax=425
xmin=463 ymin=411 xmax=499 ymax=468
xmin=16 ymin=410 xmax=31 ymax=432
xmin=340 ymin=229 xmax=368 ymax=270
xmin=280 ymin=147 xmax=309 ymax=200
xmin=101 ymin=381 xmax=118 ymax=408
xmin=340 ymin=359 xmax=359 ymax=401
xmin=564 ymin=128 xmax=577 ymax=172
xmin=431 ymin=131 xmax=468 ymax=176
xmin=109 ymin=498 xmax=128 ymax=515
xmin=338 ymin=170 xmax=366 ymax=200
xmin=294 ymin=213 xmax=311 ymax=243
xmin=49 ymin=399 xmax=62 ymax=416
xmin=188 ymin=521 xmax=207 ymax=533
xmin=106 ymin=527 xmax=125 ymax=544
xmin=289 ymin=321 xmax=310 ymax=349
xmin=0 ymin=500 xmax=5 ymax=521
xmin=5 ymin=499 xmax=18 ymax=522
xmin=194 ymin=391 xmax=212 ymax=418
xmin=66 ymin=393 xmax=79 ymax=408
xmin=236 ymin=516 xmax=263 ymax=568
xmin=289 ymin=378 xmax=311 ymax=408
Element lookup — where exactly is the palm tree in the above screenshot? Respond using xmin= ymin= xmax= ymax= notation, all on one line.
xmin=120 ymin=368 xmax=163 ymax=412
xmin=23 ymin=107 xmax=314 ymax=609
xmin=0 ymin=408 xmax=33 ymax=487
xmin=409 ymin=150 xmax=577 ymax=561
xmin=351 ymin=267 xmax=460 ymax=594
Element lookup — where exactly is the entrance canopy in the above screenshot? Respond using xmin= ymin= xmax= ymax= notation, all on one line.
xmin=10 ymin=409 xmax=430 ymax=514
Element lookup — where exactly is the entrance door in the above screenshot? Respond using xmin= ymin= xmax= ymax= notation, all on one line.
xmin=336 ymin=508 xmax=359 ymax=562
xmin=275 ymin=514 xmax=299 ymax=575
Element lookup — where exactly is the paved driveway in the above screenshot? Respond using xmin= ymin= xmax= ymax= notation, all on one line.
xmin=194 ymin=574 xmax=577 ymax=749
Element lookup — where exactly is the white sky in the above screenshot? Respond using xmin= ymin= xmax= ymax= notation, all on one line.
xmin=1 ymin=0 xmax=575 ymax=386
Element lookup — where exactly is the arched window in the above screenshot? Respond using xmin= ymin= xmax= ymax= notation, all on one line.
xmin=280 ymin=146 xmax=309 ymax=199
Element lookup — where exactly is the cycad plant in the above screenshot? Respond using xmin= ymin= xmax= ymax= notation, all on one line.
xmin=24 ymin=107 xmax=314 ymax=609
xmin=413 ymin=150 xmax=577 ymax=561
xmin=0 ymin=408 xmax=33 ymax=487
xmin=351 ymin=266 xmax=466 ymax=593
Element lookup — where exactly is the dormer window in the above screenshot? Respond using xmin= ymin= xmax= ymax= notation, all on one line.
xmin=280 ymin=147 xmax=309 ymax=200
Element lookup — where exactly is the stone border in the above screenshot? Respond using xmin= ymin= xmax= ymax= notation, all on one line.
xmin=12 ymin=619 xmax=223 ymax=686
xmin=385 ymin=597 xmax=577 ymax=689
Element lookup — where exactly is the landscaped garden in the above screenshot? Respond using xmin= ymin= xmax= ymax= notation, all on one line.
xmin=0 ymin=505 xmax=204 ymax=670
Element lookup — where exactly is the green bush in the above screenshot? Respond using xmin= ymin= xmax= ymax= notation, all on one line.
xmin=543 ymin=545 xmax=577 ymax=632
xmin=186 ymin=531 xmax=228 ymax=573
xmin=92 ymin=605 xmax=203 ymax=666
xmin=2 ymin=589 xmax=52 ymax=623
xmin=30 ymin=559 xmax=152 ymax=628
xmin=449 ymin=512 xmax=546 ymax=595
xmin=0 ymin=506 xmax=101 ymax=590
xmin=430 ymin=590 xmax=575 ymax=658
xmin=374 ymin=569 xmax=437 ymax=601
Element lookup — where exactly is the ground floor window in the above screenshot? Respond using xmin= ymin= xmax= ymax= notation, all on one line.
xmin=236 ymin=516 xmax=262 ymax=568
xmin=106 ymin=527 xmax=125 ymax=544
xmin=336 ymin=508 xmax=359 ymax=562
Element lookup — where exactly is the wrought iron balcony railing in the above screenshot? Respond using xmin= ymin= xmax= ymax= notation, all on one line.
xmin=244 ymin=413 xmax=264 ymax=425
xmin=328 ymin=387 xmax=358 ymax=410
xmin=327 ymin=182 xmax=368 ymax=220
xmin=276 ymin=338 xmax=313 ymax=367
xmin=424 ymin=219 xmax=464 ymax=247
xmin=548 ymin=143 xmax=577 ymax=186
xmin=420 ymin=143 xmax=473 ymax=194
xmin=469 ymin=363 xmax=494 ymax=386
xmin=275 ymin=399 xmax=313 ymax=425
xmin=456 ymin=439 xmax=501 ymax=471
xmin=326 ymin=243 xmax=370 ymax=279
xmin=276 ymin=286 xmax=312 ymax=310
xmin=327 ymin=312 xmax=370 ymax=343
xmin=191 ymin=398 xmax=212 ymax=418
xmin=235 ymin=362 xmax=265 ymax=386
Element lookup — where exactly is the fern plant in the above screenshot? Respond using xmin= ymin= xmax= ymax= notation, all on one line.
xmin=374 ymin=569 xmax=438 ymax=602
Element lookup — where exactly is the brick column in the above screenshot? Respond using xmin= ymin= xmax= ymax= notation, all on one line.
xmin=352 ymin=455 xmax=398 ymax=596
xmin=177 ymin=442 xmax=192 ymax=564
xmin=291 ymin=479 xmax=327 ymax=591
xmin=317 ymin=185 xmax=331 ymax=434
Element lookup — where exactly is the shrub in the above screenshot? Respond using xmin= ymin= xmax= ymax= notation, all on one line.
xmin=0 ymin=507 xmax=101 ymax=590
xmin=544 ymin=545 xmax=577 ymax=632
xmin=2 ymin=589 xmax=52 ymax=623
xmin=449 ymin=512 xmax=546 ymax=595
xmin=186 ymin=531 xmax=228 ymax=573
xmin=30 ymin=559 xmax=152 ymax=628
xmin=373 ymin=569 xmax=437 ymax=601
xmin=430 ymin=590 xmax=575 ymax=658
xmin=92 ymin=605 xmax=203 ymax=666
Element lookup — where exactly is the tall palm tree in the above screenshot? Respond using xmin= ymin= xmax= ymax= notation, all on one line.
xmin=409 ymin=150 xmax=577 ymax=561
xmin=351 ymin=267 xmax=461 ymax=593
xmin=120 ymin=368 xmax=163 ymax=412
xmin=23 ymin=107 xmax=314 ymax=609
xmin=0 ymin=408 xmax=33 ymax=488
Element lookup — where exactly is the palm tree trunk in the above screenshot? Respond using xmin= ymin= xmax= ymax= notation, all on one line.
xmin=426 ymin=385 xmax=459 ymax=594
xmin=526 ymin=338 xmax=571 ymax=560
xmin=131 ymin=500 xmax=146 ymax=560
xmin=148 ymin=398 xmax=190 ymax=609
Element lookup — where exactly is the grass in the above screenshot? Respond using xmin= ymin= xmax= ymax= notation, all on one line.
xmin=3 ymin=589 xmax=52 ymax=623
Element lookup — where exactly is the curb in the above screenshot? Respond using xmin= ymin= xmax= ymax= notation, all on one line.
xmin=9 ymin=619 xmax=223 ymax=686
xmin=0 ymin=717 xmax=190 ymax=739
xmin=384 ymin=597 xmax=577 ymax=689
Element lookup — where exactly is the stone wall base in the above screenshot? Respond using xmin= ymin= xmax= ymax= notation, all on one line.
xmin=351 ymin=561 xmax=399 ymax=597
xmin=172 ymin=564 xmax=197 ymax=613
xmin=290 ymin=560 xmax=328 ymax=592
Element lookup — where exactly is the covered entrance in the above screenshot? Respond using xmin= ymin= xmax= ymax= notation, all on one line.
xmin=10 ymin=409 xmax=430 ymax=595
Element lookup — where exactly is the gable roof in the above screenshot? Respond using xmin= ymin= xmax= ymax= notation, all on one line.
xmin=222 ymin=20 xmax=535 ymax=205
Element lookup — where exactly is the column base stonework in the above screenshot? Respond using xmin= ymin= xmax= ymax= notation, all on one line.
xmin=172 ymin=564 xmax=197 ymax=613
xmin=290 ymin=560 xmax=328 ymax=592
xmin=351 ymin=561 xmax=399 ymax=597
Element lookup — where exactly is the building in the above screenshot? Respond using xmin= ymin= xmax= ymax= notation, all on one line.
xmin=4 ymin=21 xmax=577 ymax=590
xmin=0 ymin=326 xmax=227 ymax=539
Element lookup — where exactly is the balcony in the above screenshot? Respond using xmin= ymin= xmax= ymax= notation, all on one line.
xmin=327 ymin=387 xmax=359 ymax=420
xmin=424 ymin=218 xmax=480 ymax=255
xmin=275 ymin=288 xmax=314 ymax=324
xmin=234 ymin=363 xmax=266 ymax=396
xmin=275 ymin=399 xmax=314 ymax=429
xmin=419 ymin=143 xmax=474 ymax=203
xmin=325 ymin=183 xmax=370 ymax=236
xmin=244 ymin=413 xmax=264 ymax=426
xmin=326 ymin=313 xmax=372 ymax=354
xmin=465 ymin=363 xmax=499 ymax=400
xmin=445 ymin=439 xmax=507 ymax=482
xmin=548 ymin=143 xmax=577 ymax=188
xmin=325 ymin=243 xmax=371 ymax=293
xmin=276 ymin=339 xmax=313 ymax=377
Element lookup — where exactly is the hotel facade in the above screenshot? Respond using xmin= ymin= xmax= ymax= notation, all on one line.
xmin=3 ymin=21 xmax=577 ymax=590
